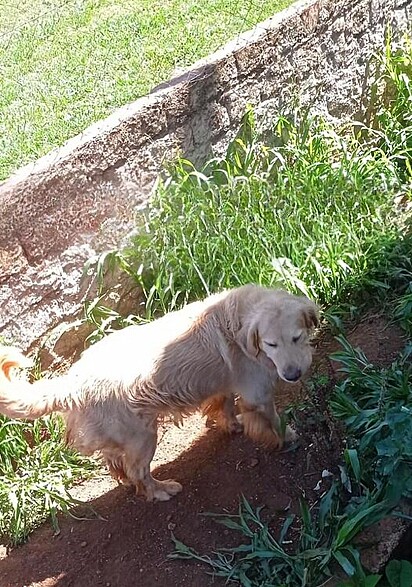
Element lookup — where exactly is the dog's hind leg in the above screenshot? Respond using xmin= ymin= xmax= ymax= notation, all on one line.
xmin=202 ymin=394 xmax=242 ymax=433
xmin=103 ymin=451 xmax=131 ymax=486
xmin=122 ymin=422 xmax=182 ymax=502
xmin=134 ymin=464 xmax=183 ymax=502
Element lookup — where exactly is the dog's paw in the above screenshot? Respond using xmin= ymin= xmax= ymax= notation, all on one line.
xmin=145 ymin=479 xmax=183 ymax=502
xmin=117 ymin=477 xmax=133 ymax=487
xmin=238 ymin=412 xmax=283 ymax=449
xmin=160 ymin=479 xmax=183 ymax=496
xmin=220 ymin=414 xmax=243 ymax=434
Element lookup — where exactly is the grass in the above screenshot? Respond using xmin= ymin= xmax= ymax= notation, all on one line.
xmin=170 ymin=491 xmax=391 ymax=587
xmin=0 ymin=414 xmax=95 ymax=545
xmin=0 ymin=0 xmax=292 ymax=181
xmin=0 ymin=342 xmax=96 ymax=545
xmin=98 ymin=33 xmax=409 ymax=324
xmin=331 ymin=333 xmax=412 ymax=501
xmin=117 ymin=108 xmax=410 ymax=319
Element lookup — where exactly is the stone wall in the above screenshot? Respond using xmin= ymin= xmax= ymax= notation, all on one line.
xmin=0 ymin=0 xmax=411 ymax=361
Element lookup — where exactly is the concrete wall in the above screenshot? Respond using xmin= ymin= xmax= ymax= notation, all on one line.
xmin=0 ymin=0 xmax=411 ymax=363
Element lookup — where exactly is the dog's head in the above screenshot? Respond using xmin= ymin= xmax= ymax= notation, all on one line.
xmin=237 ymin=291 xmax=319 ymax=383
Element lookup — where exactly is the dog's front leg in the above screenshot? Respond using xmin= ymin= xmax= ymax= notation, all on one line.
xmin=237 ymin=398 xmax=282 ymax=448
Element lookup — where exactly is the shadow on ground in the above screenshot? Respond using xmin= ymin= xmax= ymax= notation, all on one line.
xmin=0 ymin=419 xmax=341 ymax=587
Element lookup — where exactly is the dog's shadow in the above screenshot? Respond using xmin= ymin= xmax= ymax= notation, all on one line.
xmin=0 ymin=425 xmax=311 ymax=587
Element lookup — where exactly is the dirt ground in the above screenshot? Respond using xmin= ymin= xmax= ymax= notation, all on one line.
xmin=0 ymin=317 xmax=406 ymax=587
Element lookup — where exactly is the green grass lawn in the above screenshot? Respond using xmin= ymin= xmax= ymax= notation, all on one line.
xmin=0 ymin=0 xmax=292 ymax=181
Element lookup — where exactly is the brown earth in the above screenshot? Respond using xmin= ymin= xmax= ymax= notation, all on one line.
xmin=0 ymin=317 xmax=406 ymax=587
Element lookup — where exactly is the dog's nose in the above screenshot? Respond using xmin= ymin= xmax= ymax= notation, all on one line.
xmin=283 ymin=366 xmax=302 ymax=382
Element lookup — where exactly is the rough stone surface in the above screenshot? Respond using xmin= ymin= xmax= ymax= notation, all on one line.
xmin=0 ymin=0 xmax=411 ymax=357
xmin=356 ymin=501 xmax=412 ymax=573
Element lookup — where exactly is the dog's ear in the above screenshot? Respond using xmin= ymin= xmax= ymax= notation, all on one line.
xmin=237 ymin=322 xmax=260 ymax=358
xmin=301 ymin=300 xmax=319 ymax=330
xmin=247 ymin=323 xmax=260 ymax=357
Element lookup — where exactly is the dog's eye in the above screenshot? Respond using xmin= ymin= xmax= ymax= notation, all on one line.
xmin=266 ymin=342 xmax=278 ymax=348
xmin=292 ymin=335 xmax=301 ymax=343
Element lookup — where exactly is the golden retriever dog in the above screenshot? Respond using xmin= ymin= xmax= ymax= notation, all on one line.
xmin=0 ymin=285 xmax=318 ymax=501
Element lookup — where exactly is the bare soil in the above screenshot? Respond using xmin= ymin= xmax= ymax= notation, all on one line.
xmin=0 ymin=317 xmax=405 ymax=587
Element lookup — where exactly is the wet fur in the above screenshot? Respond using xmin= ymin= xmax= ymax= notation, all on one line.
xmin=0 ymin=285 xmax=318 ymax=501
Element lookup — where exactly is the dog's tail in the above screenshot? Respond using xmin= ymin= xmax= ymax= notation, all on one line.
xmin=0 ymin=345 xmax=72 ymax=419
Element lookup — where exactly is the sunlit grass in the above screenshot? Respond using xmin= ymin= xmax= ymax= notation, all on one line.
xmin=0 ymin=414 xmax=95 ymax=545
xmin=0 ymin=0 xmax=292 ymax=180
xmin=124 ymin=108 xmax=411 ymax=317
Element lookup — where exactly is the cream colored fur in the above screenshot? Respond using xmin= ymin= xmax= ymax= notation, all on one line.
xmin=0 ymin=285 xmax=318 ymax=501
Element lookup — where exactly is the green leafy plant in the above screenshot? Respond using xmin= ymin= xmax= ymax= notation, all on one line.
xmin=0 ymin=414 xmax=96 ymax=545
xmin=120 ymin=109 xmax=408 ymax=318
xmin=393 ymin=283 xmax=412 ymax=335
xmin=368 ymin=33 xmax=412 ymax=179
xmin=170 ymin=492 xmax=391 ymax=587
xmin=330 ymin=338 xmax=412 ymax=501
xmin=385 ymin=560 xmax=412 ymax=587
xmin=336 ymin=574 xmax=382 ymax=587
